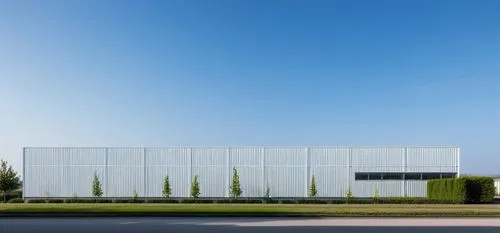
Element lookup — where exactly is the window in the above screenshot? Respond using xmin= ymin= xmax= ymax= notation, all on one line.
xmin=404 ymin=173 xmax=422 ymax=180
xmin=369 ymin=173 xmax=382 ymax=180
xmin=355 ymin=173 xmax=369 ymax=180
xmin=382 ymin=173 xmax=403 ymax=180
xmin=354 ymin=172 xmax=458 ymax=181
xmin=441 ymin=173 xmax=457 ymax=179
xmin=422 ymin=173 xmax=441 ymax=180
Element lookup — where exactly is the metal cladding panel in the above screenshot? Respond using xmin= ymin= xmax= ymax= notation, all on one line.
xmin=60 ymin=148 xmax=107 ymax=166
xmin=309 ymin=148 xmax=349 ymax=197
xmin=146 ymin=148 xmax=190 ymax=166
xmin=264 ymin=148 xmax=306 ymax=197
xmin=24 ymin=148 xmax=63 ymax=197
xmin=60 ymin=148 xmax=107 ymax=197
xmin=310 ymin=167 xmax=348 ymax=197
xmin=264 ymin=147 xmax=306 ymax=166
xmin=24 ymin=166 xmax=62 ymax=198
xmin=351 ymin=181 xmax=404 ymax=197
xmin=191 ymin=148 xmax=227 ymax=197
xmin=229 ymin=148 xmax=263 ymax=197
xmin=351 ymin=166 xmax=404 ymax=173
xmin=63 ymin=166 xmax=105 ymax=197
xmin=405 ymin=166 xmax=458 ymax=173
xmin=146 ymin=166 xmax=189 ymax=197
xmin=265 ymin=167 xmax=306 ymax=197
xmin=229 ymin=166 xmax=263 ymax=197
xmin=309 ymin=148 xmax=349 ymax=166
xmin=229 ymin=148 xmax=261 ymax=166
xmin=107 ymin=148 xmax=144 ymax=197
xmin=25 ymin=148 xmax=63 ymax=166
xmin=405 ymin=181 xmax=428 ymax=197
xmin=351 ymin=147 xmax=405 ymax=167
xmin=406 ymin=147 xmax=458 ymax=167
xmin=145 ymin=148 xmax=190 ymax=197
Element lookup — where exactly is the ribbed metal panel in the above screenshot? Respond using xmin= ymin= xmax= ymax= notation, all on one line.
xmin=229 ymin=147 xmax=262 ymax=197
xmin=309 ymin=148 xmax=349 ymax=197
xmin=264 ymin=148 xmax=306 ymax=197
xmin=406 ymin=147 xmax=458 ymax=167
xmin=107 ymin=148 xmax=144 ymax=197
xmin=61 ymin=148 xmax=106 ymax=197
xmin=145 ymin=148 xmax=190 ymax=197
xmin=351 ymin=181 xmax=404 ymax=197
xmin=191 ymin=148 xmax=227 ymax=197
xmin=406 ymin=181 xmax=428 ymax=197
xmin=23 ymin=146 xmax=460 ymax=198
xmin=351 ymin=147 xmax=405 ymax=170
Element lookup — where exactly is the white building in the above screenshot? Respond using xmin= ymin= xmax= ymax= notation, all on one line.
xmin=23 ymin=146 xmax=460 ymax=199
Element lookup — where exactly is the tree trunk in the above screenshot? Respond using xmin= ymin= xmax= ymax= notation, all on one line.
xmin=3 ymin=192 xmax=5 ymax=203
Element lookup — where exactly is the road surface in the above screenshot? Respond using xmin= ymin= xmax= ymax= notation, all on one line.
xmin=1 ymin=217 xmax=500 ymax=233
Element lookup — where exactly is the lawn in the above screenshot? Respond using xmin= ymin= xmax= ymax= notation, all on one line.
xmin=1 ymin=204 xmax=500 ymax=216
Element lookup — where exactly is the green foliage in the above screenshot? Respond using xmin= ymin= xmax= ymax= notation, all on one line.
xmin=373 ymin=189 xmax=380 ymax=204
xmin=7 ymin=198 xmax=24 ymax=203
xmin=92 ymin=172 xmax=103 ymax=198
xmin=428 ymin=176 xmax=495 ymax=204
xmin=264 ymin=185 xmax=271 ymax=199
xmin=132 ymin=188 xmax=138 ymax=200
xmin=0 ymin=160 xmax=21 ymax=202
xmin=162 ymin=176 xmax=172 ymax=198
xmin=345 ymin=189 xmax=353 ymax=204
xmin=21 ymin=197 xmax=465 ymax=204
xmin=308 ymin=175 xmax=317 ymax=197
xmin=229 ymin=167 xmax=242 ymax=198
xmin=190 ymin=175 xmax=200 ymax=198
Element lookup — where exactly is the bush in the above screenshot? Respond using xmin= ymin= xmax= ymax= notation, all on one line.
xmin=26 ymin=199 xmax=46 ymax=203
xmin=428 ymin=176 xmax=495 ymax=204
xmin=145 ymin=199 xmax=180 ymax=204
xmin=7 ymin=198 xmax=24 ymax=203
xmin=47 ymin=199 xmax=64 ymax=203
xmin=179 ymin=199 xmax=213 ymax=204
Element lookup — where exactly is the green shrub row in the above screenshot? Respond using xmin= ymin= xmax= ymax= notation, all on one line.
xmin=428 ymin=176 xmax=495 ymax=204
xmin=16 ymin=197 xmax=462 ymax=204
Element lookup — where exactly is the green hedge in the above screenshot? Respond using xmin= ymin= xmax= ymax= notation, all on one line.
xmin=22 ymin=197 xmax=461 ymax=204
xmin=428 ymin=176 xmax=495 ymax=204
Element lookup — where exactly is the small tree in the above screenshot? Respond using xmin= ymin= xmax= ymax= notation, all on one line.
xmin=373 ymin=188 xmax=380 ymax=204
xmin=0 ymin=159 xmax=20 ymax=203
xmin=345 ymin=189 xmax=353 ymax=204
xmin=229 ymin=167 xmax=242 ymax=198
xmin=92 ymin=172 xmax=103 ymax=198
xmin=191 ymin=175 xmax=200 ymax=198
xmin=132 ymin=188 xmax=138 ymax=202
xmin=264 ymin=185 xmax=271 ymax=199
xmin=162 ymin=175 xmax=172 ymax=198
xmin=308 ymin=175 xmax=317 ymax=198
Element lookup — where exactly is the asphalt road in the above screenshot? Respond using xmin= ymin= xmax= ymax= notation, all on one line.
xmin=1 ymin=217 xmax=500 ymax=233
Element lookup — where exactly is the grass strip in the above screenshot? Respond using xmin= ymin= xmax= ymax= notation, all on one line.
xmin=1 ymin=204 xmax=500 ymax=217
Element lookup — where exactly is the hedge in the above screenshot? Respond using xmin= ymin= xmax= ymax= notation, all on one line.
xmin=22 ymin=197 xmax=462 ymax=204
xmin=428 ymin=176 xmax=495 ymax=204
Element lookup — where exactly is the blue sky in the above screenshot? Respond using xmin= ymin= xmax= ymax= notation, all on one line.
xmin=1 ymin=0 xmax=499 ymax=175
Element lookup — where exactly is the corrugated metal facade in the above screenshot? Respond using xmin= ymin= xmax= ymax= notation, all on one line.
xmin=23 ymin=146 xmax=460 ymax=198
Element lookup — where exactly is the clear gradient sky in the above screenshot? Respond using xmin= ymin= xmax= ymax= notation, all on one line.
xmin=1 ymin=0 xmax=499 ymax=176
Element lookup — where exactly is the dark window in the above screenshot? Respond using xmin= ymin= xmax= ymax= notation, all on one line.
xmin=404 ymin=173 xmax=422 ymax=180
xmin=382 ymin=173 xmax=403 ymax=180
xmin=355 ymin=173 xmax=369 ymax=180
xmin=441 ymin=173 xmax=457 ymax=179
xmin=369 ymin=173 xmax=382 ymax=180
xmin=422 ymin=173 xmax=441 ymax=180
